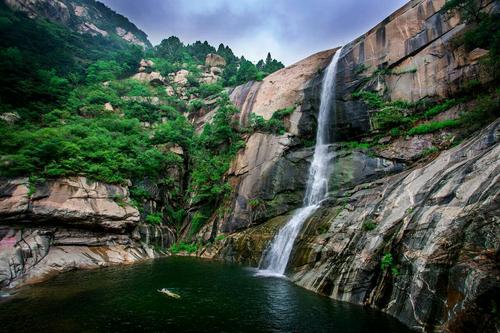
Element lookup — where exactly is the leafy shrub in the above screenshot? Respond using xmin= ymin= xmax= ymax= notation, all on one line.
xmin=27 ymin=175 xmax=45 ymax=197
xmin=153 ymin=116 xmax=194 ymax=149
xmin=112 ymin=194 xmax=127 ymax=207
xmin=344 ymin=141 xmax=371 ymax=149
xmin=169 ymin=242 xmax=198 ymax=254
xmin=87 ymin=60 xmax=124 ymax=83
xmin=166 ymin=207 xmax=186 ymax=225
xmin=390 ymin=127 xmax=401 ymax=137
xmin=421 ymin=146 xmax=439 ymax=157
xmin=198 ymin=83 xmax=223 ymax=98
xmin=362 ymin=219 xmax=377 ymax=231
xmin=381 ymin=253 xmax=400 ymax=276
xmin=190 ymin=211 xmax=207 ymax=235
xmin=248 ymin=107 xmax=294 ymax=134
xmin=352 ymin=91 xmax=384 ymax=109
xmin=146 ymin=212 xmax=163 ymax=225
xmin=407 ymin=119 xmax=461 ymax=136
xmin=215 ymin=235 xmax=226 ymax=242
xmin=159 ymin=105 xmax=178 ymax=119
xmin=151 ymin=58 xmax=179 ymax=76
xmin=186 ymin=72 xmax=200 ymax=87
xmin=424 ymin=99 xmax=458 ymax=118
xmin=248 ymin=198 xmax=264 ymax=208
xmin=188 ymin=99 xmax=204 ymax=112
xmin=123 ymin=102 xmax=160 ymax=123
xmin=458 ymin=94 xmax=499 ymax=132
xmin=373 ymin=106 xmax=411 ymax=130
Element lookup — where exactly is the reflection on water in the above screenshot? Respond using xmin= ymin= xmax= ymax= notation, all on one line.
xmin=0 ymin=257 xmax=411 ymax=333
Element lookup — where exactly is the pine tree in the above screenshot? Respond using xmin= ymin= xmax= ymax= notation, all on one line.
xmin=265 ymin=52 xmax=272 ymax=65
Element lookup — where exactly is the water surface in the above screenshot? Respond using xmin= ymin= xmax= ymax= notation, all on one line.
xmin=0 ymin=257 xmax=411 ymax=332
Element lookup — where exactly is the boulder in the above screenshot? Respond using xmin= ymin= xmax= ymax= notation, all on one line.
xmin=171 ymin=69 xmax=190 ymax=85
xmin=104 ymin=102 xmax=114 ymax=111
xmin=140 ymin=59 xmax=155 ymax=68
xmin=132 ymin=71 xmax=164 ymax=85
xmin=0 ymin=112 xmax=20 ymax=124
xmin=199 ymin=72 xmax=220 ymax=84
xmin=205 ymin=53 xmax=226 ymax=67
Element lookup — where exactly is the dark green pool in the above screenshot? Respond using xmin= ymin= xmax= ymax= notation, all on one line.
xmin=0 ymin=257 xmax=411 ymax=332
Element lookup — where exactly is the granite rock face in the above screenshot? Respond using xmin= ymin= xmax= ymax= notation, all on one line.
xmin=211 ymin=0 xmax=499 ymax=331
xmin=288 ymin=120 xmax=499 ymax=332
xmin=214 ymin=50 xmax=338 ymax=234
xmin=0 ymin=226 xmax=153 ymax=288
xmin=0 ymin=177 xmax=164 ymax=289
xmin=5 ymin=0 xmax=151 ymax=48
xmin=0 ymin=177 xmax=139 ymax=232
xmin=331 ymin=0 xmax=494 ymax=141
xmin=217 ymin=119 xmax=500 ymax=332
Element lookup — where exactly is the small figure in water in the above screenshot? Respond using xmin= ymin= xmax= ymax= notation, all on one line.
xmin=158 ymin=288 xmax=181 ymax=299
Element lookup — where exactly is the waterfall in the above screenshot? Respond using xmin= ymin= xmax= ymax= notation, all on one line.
xmin=258 ymin=48 xmax=343 ymax=277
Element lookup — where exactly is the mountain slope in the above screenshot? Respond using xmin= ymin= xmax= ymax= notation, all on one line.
xmin=4 ymin=0 xmax=151 ymax=48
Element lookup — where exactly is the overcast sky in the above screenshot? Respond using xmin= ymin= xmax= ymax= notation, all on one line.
xmin=100 ymin=0 xmax=408 ymax=65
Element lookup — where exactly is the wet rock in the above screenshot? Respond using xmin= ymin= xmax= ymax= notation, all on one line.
xmin=0 ymin=226 xmax=156 ymax=289
xmin=287 ymin=119 xmax=500 ymax=332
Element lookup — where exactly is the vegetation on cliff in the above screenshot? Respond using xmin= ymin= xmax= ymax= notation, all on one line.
xmin=0 ymin=3 xmax=285 ymax=233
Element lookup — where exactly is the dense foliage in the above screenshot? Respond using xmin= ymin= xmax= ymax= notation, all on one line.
xmin=149 ymin=36 xmax=284 ymax=86
xmin=0 ymin=4 xmax=282 ymax=232
xmin=0 ymin=2 xmax=142 ymax=122
xmin=247 ymin=107 xmax=295 ymax=135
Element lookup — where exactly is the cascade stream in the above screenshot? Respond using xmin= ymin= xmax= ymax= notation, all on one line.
xmin=258 ymin=48 xmax=343 ymax=276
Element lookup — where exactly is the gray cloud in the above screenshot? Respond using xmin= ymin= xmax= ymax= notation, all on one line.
xmin=100 ymin=0 xmax=408 ymax=65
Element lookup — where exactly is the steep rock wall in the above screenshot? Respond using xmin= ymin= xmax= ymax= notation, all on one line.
xmin=216 ymin=119 xmax=499 ymax=332
xmin=210 ymin=0 xmax=499 ymax=331
xmin=215 ymin=49 xmax=338 ymax=233
xmin=332 ymin=0 xmax=494 ymax=140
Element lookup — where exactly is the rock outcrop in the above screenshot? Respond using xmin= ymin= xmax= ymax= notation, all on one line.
xmin=332 ymin=0 xmax=495 ymax=141
xmin=0 ymin=177 xmax=165 ymax=289
xmin=4 ymin=0 xmax=151 ymax=48
xmin=207 ymin=0 xmax=499 ymax=332
xmin=0 ymin=177 xmax=139 ymax=232
xmin=210 ymin=49 xmax=338 ymax=234
xmin=205 ymin=53 xmax=226 ymax=67
xmin=217 ymin=119 xmax=499 ymax=332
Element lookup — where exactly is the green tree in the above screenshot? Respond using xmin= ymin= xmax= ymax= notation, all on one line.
xmin=86 ymin=60 xmax=124 ymax=83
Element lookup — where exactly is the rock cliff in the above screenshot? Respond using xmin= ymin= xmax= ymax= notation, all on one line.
xmin=4 ymin=0 xmax=151 ymax=48
xmin=0 ymin=177 xmax=173 ymax=289
xmin=205 ymin=0 xmax=499 ymax=331
xmin=216 ymin=118 xmax=499 ymax=332
xmin=221 ymin=49 xmax=337 ymax=232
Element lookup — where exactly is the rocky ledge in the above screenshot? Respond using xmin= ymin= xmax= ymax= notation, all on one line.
xmin=0 ymin=177 xmax=173 ymax=289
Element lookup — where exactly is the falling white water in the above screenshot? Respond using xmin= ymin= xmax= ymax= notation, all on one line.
xmin=258 ymin=47 xmax=343 ymax=277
